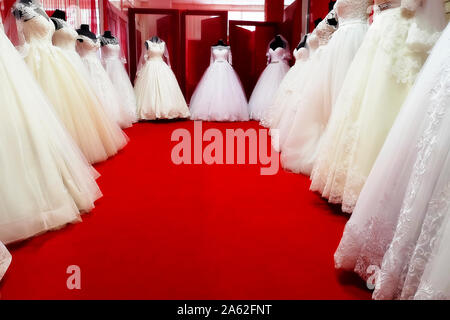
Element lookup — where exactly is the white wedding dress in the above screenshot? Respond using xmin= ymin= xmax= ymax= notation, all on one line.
xmin=334 ymin=15 xmax=448 ymax=300
xmin=189 ymin=45 xmax=249 ymax=121
xmin=281 ymin=0 xmax=369 ymax=175
xmin=248 ymin=43 xmax=290 ymax=120
xmin=13 ymin=1 xmax=128 ymax=164
xmin=310 ymin=0 xmax=441 ymax=213
xmin=100 ymin=36 xmax=138 ymax=123
xmin=77 ymin=35 xmax=134 ymax=128
xmin=0 ymin=16 xmax=102 ymax=244
xmin=273 ymin=19 xmax=336 ymax=152
xmin=0 ymin=242 xmax=11 ymax=281
xmin=134 ymin=39 xmax=190 ymax=120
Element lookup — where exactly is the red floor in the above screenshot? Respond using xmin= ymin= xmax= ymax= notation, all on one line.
xmin=0 ymin=121 xmax=371 ymax=300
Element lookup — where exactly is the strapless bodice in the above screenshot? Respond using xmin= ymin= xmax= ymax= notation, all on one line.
xmin=52 ymin=24 xmax=77 ymax=51
xmin=268 ymin=47 xmax=288 ymax=63
xmin=76 ymin=35 xmax=100 ymax=59
xmin=21 ymin=10 xmax=54 ymax=46
xmin=293 ymin=47 xmax=309 ymax=62
xmin=335 ymin=0 xmax=371 ymax=24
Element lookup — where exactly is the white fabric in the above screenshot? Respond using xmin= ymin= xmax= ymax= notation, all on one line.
xmin=189 ymin=46 xmax=249 ymax=122
xmin=77 ymin=35 xmax=134 ymax=129
xmin=0 ymin=242 xmax=11 ymax=281
xmin=14 ymin=2 xmax=128 ymax=164
xmin=102 ymin=43 xmax=138 ymax=123
xmin=135 ymin=40 xmax=190 ymax=120
xmin=0 ymin=19 xmax=102 ymax=244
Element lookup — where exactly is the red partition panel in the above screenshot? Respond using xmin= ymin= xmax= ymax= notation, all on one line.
xmin=128 ymin=9 xmax=180 ymax=83
xmin=309 ymin=0 xmax=330 ymax=30
xmin=181 ymin=10 xmax=228 ymax=102
xmin=229 ymin=21 xmax=280 ymax=99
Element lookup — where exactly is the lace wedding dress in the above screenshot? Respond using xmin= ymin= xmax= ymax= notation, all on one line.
xmin=334 ymin=14 xmax=448 ymax=300
xmin=189 ymin=45 xmax=249 ymax=121
xmin=248 ymin=41 xmax=290 ymax=121
xmin=134 ymin=39 xmax=190 ymax=120
xmin=13 ymin=1 xmax=128 ymax=164
xmin=77 ymin=34 xmax=134 ymax=128
xmin=0 ymin=16 xmax=101 ymax=244
xmin=281 ymin=0 xmax=370 ymax=175
xmin=0 ymin=242 xmax=11 ymax=281
xmin=260 ymin=46 xmax=309 ymax=130
xmin=100 ymin=36 xmax=138 ymax=123
xmin=310 ymin=0 xmax=440 ymax=213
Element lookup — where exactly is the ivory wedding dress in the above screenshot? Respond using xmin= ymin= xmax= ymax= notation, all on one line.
xmin=189 ymin=45 xmax=249 ymax=121
xmin=100 ymin=35 xmax=137 ymax=123
xmin=134 ymin=39 xmax=190 ymax=120
xmin=248 ymin=40 xmax=290 ymax=121
xmin=0 ymin=242 xmax=11 ymax=281
xmin=77 ymin=34 xmax=134 ymax=128
xmin=334 ymin=20 xmax=449 ymax=300
xmin=310 ymin=0 xmax=440 ymax=213
xmin=0 ymin=16 xmax=101 ymax=244
xmin=13 ymin=1 xmax=128 ymax=164
xmin=281 ymin=0 xmax=370 ymax=175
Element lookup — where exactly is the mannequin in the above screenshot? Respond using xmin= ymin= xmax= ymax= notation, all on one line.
xmin=145 ymin=35 xmax=161 ymax=49
xmin=270 ymin=34 xmax=287 ymax=50
xmin=76 ymin=24 xmax=97 ymax=42
xmin=214 ymin=39 xmax=227 ymax=46
xmin=103 ymin=30 xmax=114 ymax=39
xmin=51 ymin=9 xmax=66 ymax=30
xmin=100 ymin=31 xmax=118 ymax=46
xmin=14 ymin=0 xmax=48 ymax=21
xmin=296 ymin=34 xmax=308 ymax=50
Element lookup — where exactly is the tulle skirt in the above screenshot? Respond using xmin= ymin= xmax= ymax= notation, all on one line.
xmin=310 ymin=8 xmax=430 ymax=213
xmin=135 ymin=58 xmax=190 ymax=120
xmin=103 ymin=57 xmax=138 ymax=123
xmin=24 ymin=44 xmax=128 ymax=164
xmin=81 ymin=55 xmax=134 ymax=128
xmin=281 ymin=20 xmax=368 ymax=175
xmin=248 ymin=60 xmax=289 ymax=120
xmin=189 ymin=61 xmax=249 ymax=122
xmin=0 ymin=241 xmax=11 ymax=281
xmin=0 ymin=30 xmax=102 ymax=244
xmin=333 ymin=24 xmax=450 ymax=300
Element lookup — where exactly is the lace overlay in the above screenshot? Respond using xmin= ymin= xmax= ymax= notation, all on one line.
xmin=335 ymin=0 xmax=372 ymax=23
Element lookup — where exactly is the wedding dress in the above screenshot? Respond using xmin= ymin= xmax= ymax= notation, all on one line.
xmin=12 ymin=1 xmax=128 ymax=164
xmin=273 ymin=19 xmax=336 ymax=152
xmin=77 ymin=34 xmax=134 ymax=128
xmin=310 ymin=0 xmax=440 ymax=213
xmin=281 ymin=0 xmax=370 ymax=175
xmin=189 ymin=45 xmax=249 ymax=121
xmin=0 ymin=242 xmax=11 ymax=281
xmin=248 ymin=38 xmax=290 ymax=120
xmin=100 ymin=35 xmax=137 ymax=123
xmin=0 ymin=16 xmax=102 ymax=244
xmin=134 ymin=39 xmax=190 ymax=120
xmin=333 ymin=9 xmax=448 ymax=299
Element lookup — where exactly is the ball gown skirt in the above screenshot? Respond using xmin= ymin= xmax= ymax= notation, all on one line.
xmin=281 ymin=20 xmax=368 ymax=175
xmin=310 ymin=8 xmax=431 ymax=213
xmin=260 ymin=47 xmax=309 ymax=129
xmin=0 ymin=23 xmax=101 ymax=244
xmin=189 ymin=61 xmax=249 ymax=122
xmin=20 ymin=14 xmax=128 ymax=164
xmin=135 ymin=52 xmax=190 ymax=120
xmin=77 ymin=36 xmax=134 ymax=129
xmin=334 ymin=23 xmax=450 ymax=300
xmin=0 ymin=242 xmax=11 ymax=281
xmin=248 ymin=48 xmax=290 ymax=121
xmin=101 ymin=44 xmax=138 ymax=123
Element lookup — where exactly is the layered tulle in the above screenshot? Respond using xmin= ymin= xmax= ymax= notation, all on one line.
xmin=310 ymin=8 xmax=430 ymax=213
xmin=248 ymin=48 xmax=290 ymax=120
xmin=135 ymin=58 xmax=190 ymax=120
xmin=190 ymin=61 xmax=249 ymax=122
xmin=281 ymin=20 xmax=368 ymax=175
xmin=0 ymin=24 xmax=102 ymax=244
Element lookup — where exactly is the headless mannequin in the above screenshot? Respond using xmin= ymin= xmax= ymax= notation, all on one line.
xmin=76 ymin=24 xmax=97 ymax=43
xmin=214 ymin=39 xmax=227 ymax=47
xmin=14 ymin=0 xmax=49 ymax=21
xmin=270 ymin=34 xmax=286 ymax=50
xmin=296 ymin=34 xmax=308 ymax=50
xmin=51 ymin=9 xmax=66 ymax=30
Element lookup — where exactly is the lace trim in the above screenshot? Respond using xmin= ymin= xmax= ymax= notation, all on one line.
xmin=100 ymin=36 xmax=119 ymax=46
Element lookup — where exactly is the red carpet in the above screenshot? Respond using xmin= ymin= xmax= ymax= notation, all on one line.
xmin=0 ymin=121 xmax=371 ymax=300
